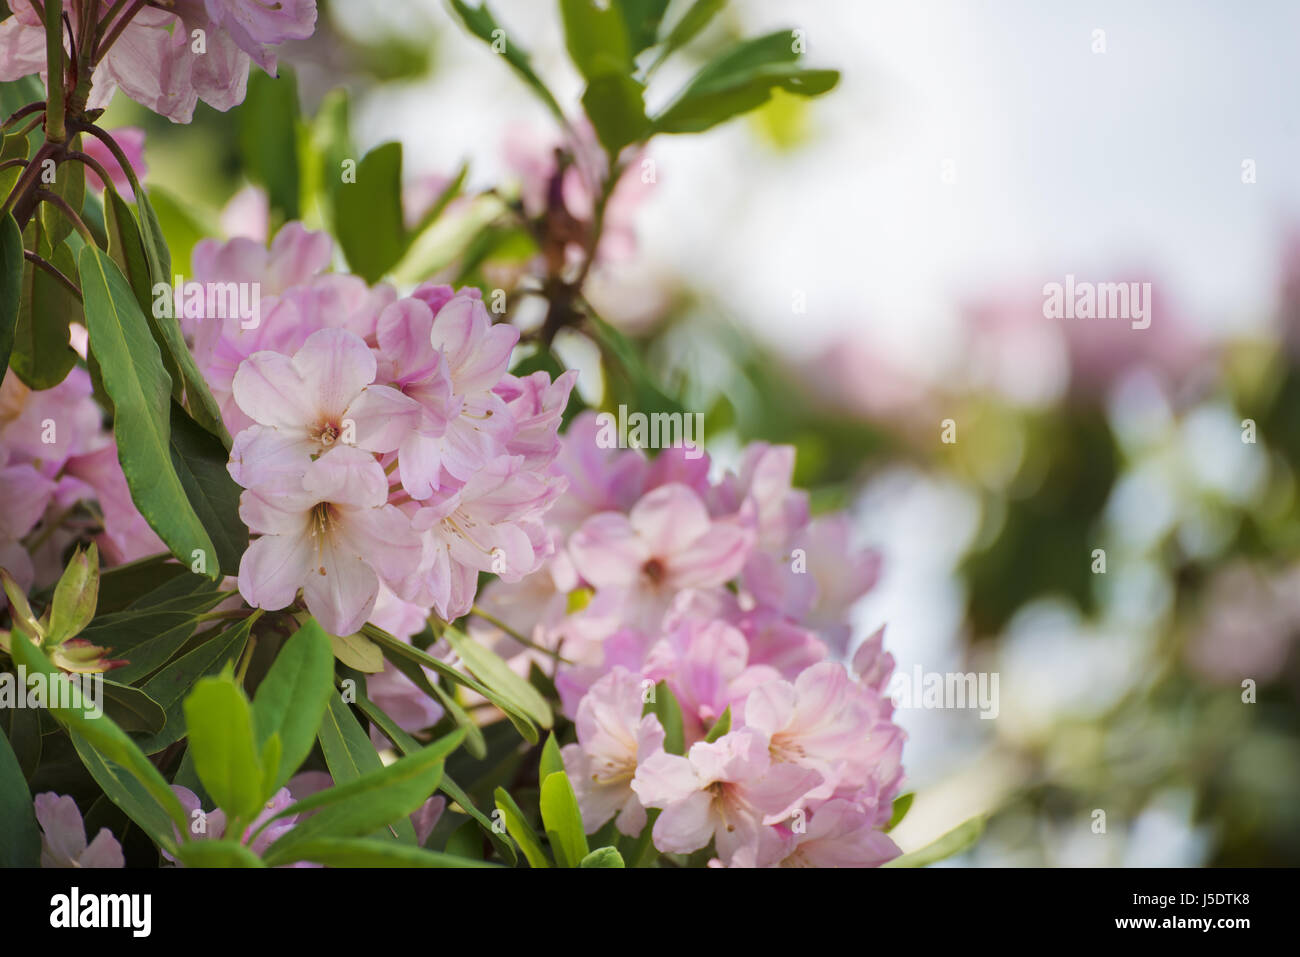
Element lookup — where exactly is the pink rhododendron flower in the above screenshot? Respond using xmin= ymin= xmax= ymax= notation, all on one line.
xmin=34 ymin=793 xmax=124 ymax=868
xmin=229 ymin=328 xmax=420 ymax=489
xmin=570 ymin=483 xmax=752 ymax=629
xmin=560 ymin=667 xmax=665 ymax=836
xmin=742 ymin=799 xmax=900 ymax=868
xmin=632 ymin=729 xmax=822 ymax=864
xmin=236 ymin=445 xmax=422 ymax=635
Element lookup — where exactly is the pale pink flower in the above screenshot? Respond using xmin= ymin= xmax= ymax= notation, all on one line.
xmin=631 ymin=729 xmax=821 ymax=864
xmin=192 ymin=222 xmax=333 ymax=298
xmin=236 ymin=445 xmax=421 ymax=636
xmin=408 ymin=456 xmax=562 ymax=621
xmin=34 ymin=793 xmax=124 ymax=868
xmin=229 ymin=328 xmax=420 ymax=490
xmin=744 ymin=662 xmax=902 ymax=814
xmin=561 ymin=667 xmax=664 ymax=836
xmin=569 ymin=483 xmax=752 ymax=629
xmin=195 ymin=0 xmax=317 ymax=74
xmin=745 ymin=799 xmax=900 ymax=868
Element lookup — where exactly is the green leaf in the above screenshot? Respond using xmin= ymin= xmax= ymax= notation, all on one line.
xmin=447 ymin=1 xmax=565 ymax=120
xmin=540 ymin=769 xmax=590 ymax=867
xmin=582 ymin=73 xmax=650 ymax=158
xmin=134 ymin=186 xmax=171 ymax=291
xmin=70 ymin=732 xmax=179 ymax=852
xmin=251 ymin=618 xmax=334 ymax=792
xmin=238 ymin=68 xmax=301 ymax=224
xmin=8 ymin=630 xmax=187 ymax=846
xmin=175 ymin=839 xmax=265 ymax=868
xmin=616 ymin=0 xmax=670 ymax=54
xmin=494 ymin=786 xmax=551 ymax=868
xmin=136 ymin=617 xmax=254 ymax=754
xmin=261 ymin=730 xmax=464 ymax=864
xmin=0 ymin=729 xmax=40 ymax=866
xmin=885 ymin=792 xmax=914 ymax=832
xmin=883 ymin=816 xmax=985 ymax=868
xmin=11 ymin=241 xmax=77 ymax=390
xmin=654 ymin=30 xmax=839 ymax=134
xmin=79 ymin=245 xmax=220 ymax=578
xmin=653 ymin=0 xmax=725 ymax=64
xmin=443 ymin=624 xmax=553 ymax=730
xmin=183 ymin=674 xmax=265 ymax=823
xmin=108 ymin=187 xmax=228 ymax=446
xmin=538 ymin=731 xmax=565 ymax=788
xmin=579 ymin=846 xmax=625 ymax=868
xmin=93 ymin=555 xmax=190 ymax=614
xmin=0 ymin=211 xmax=22 ymax=375
xmin=141 ymin=186 xmax=205 ymax=282
xmin=330 ymin=631 xmax=384 ymax=673
xmin=316 ymin=692 xmax=418 ymax=844
xmin=643 ymin=680 xmax=685 ymax=755
xmin=334 ymin=142 xmax=407 ymax=283
xmin=167 ymin=401 xmax=245 ymax=574
xmin=439 ymin=773 xmax=517 ymax=866
xmin=367 ymin=623 xmax=536 ymax=746
xmin=101 ymin=680 xmax=166 ymax=733
xmin=703 ymin=704 xmax=731 ymax=743
xmin=380 ymin=644 xmax=487 ymax=759
xmin=40 ymin=139 xmax=84 ymax=247
xmin=560 ymin=0 xmax=633 ymax=80
xmin=277 ymin=836 xmax=497 ymax=867
xmin=84 ymin=603 xmax=222 ymax=686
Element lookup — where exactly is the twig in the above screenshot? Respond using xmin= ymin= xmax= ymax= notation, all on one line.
xmin=23 ymin=249 xmax=82 ymax=299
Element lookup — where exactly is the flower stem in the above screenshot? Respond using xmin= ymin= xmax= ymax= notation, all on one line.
xmin=43 ymin=0 xmax=65 ymax=143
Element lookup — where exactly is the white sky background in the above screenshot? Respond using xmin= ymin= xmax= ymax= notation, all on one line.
xmin=337 ymin=0 xmax=1300 ymax=380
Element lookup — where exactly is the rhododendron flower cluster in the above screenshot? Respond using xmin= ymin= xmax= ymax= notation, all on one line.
xmin=200 ymin=222 xmax=577 ymax=636
xmin=0 ymin=1 xmax=316 ymax=122
xmin=468 ymin=416 xmax=904 ymax=867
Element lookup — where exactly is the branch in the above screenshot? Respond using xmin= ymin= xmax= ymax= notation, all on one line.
xmin=24 ymin=249 xmax=82 ymax=300
xmin=34 ymin=189 xmax=96 ymax=245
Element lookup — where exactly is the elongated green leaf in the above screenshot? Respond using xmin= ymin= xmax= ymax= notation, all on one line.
xmin=653 ymin=0 xmax=725 ymax=63
xmin=70 ymin=732 xmax=179 ymax=853
xmin=136 ymin=617 xmax=253 ymax=754
xmin=334 ymin=142 xmax=407 ymax=282
xmin=175 ymin=839 xmax=266 ymax=867
xmin=238 ymin=68 xmax=300 ymax=223
xmin=41 ymin=140 xmax=84 ymax=247
xmin=617 ymin=0 xmax=670 ymax=53
xmin=11 ymin=242 xmax=77 ymax=390
xmin=643 ymin=680 xmax=684 ymax=755
xmin=183 ymin=674 xmax=265 ymax=823
xmin=262 ymin=731 xmax=462 ymax=864
xmin=317 ymin=692 xmax=417 ymax=844
xmin=0 ymin=729 xmax=40 ymax=866
xmin=539 ymin=731 xmax=565 ymax=788
xmin=444 ymin=624 xmax=552 ymax=730
xmin=560 ymin=0 xmax=633 ymax=80
xmin=447 ymin=1 xmax=564 ymax=119
xmin=252 ymin=618 xmax=334 ymax=792
xmin=0 ymin=211 xmax=22 ymax=375
xmin=582 ymin=73 xmax=650 ymax=158
xmin=280 ymin=836 xmax=498 ymax=867
xmin=8 ymin=631 xmax=187 ymax=844
xmin=79 ymin=245 xmax=219 ymax=578
xmin=330 ymin=631 xmax=384 ymax=673
xmin=883 ymin=816 xmax=985 ymax=868
xmin=439 ymin=773 xmax=517 ymax=866
xmin=367 ymin=623 xmax=536 ymax=745
xmin=107 ymin=189 xmax=228 ymax=445
xmin=46 ymin=543 xmax=98 ymax=645
xmin=168 ymin=401 xmax=245 ymax=574
xmin=494 ymin=786 xmax=550 ymax=868
xmin=101 ymin=680 xmax=165 ymax=733
xmin=580 ymin=846 xmax=625 ymax=868
xmin=93 ymin=556 xmax=190 ymax=613
xmin=540 ymin=770 xmax=590 ymax=867
xmin=380 ymin=645 xmax=487 ymax=758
